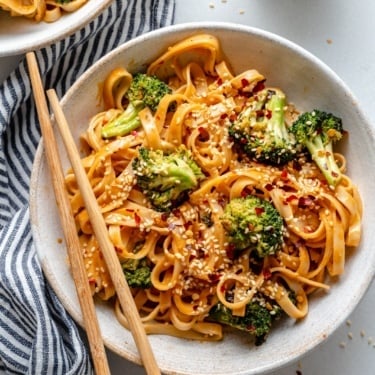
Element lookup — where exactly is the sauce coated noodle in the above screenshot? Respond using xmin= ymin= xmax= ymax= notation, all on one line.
xmin=65 ymin=34 xmax=362 ymax=343
xmin=0 ymin=0 xmax=87 ymax=22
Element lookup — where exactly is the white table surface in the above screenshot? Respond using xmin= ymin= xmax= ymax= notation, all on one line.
xmin=1 ymin=1 xmax=374 ymax=374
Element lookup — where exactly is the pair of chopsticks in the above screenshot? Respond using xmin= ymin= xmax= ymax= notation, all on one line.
xmin=26 ymin=52 xmax=161 ymax=375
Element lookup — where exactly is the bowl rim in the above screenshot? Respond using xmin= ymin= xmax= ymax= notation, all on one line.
xmin=31 ymin=21 xmax=375 ymax=375
xmin=0 ymin=0 xmax=114 ymax=57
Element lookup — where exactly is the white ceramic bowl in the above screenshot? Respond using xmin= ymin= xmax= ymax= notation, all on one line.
xmin=30 ymin=22 xmax=375 ymax=375
xmin=0 ymin=0 xmax=113 ymax=57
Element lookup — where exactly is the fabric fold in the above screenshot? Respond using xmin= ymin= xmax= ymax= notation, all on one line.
xmin=0 ymin=1 xmax=175 ymax=373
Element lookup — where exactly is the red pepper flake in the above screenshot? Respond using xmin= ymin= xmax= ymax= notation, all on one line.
xmin=255 ymin=109 xmax=264 ymax=118
xmin=255 ymin=206 xmax=265 ymax=216
xmin=263 ymin=268 xmax=272 ymax=280
xmin=134 ymin=212 xmax=141 ymax=225
xmin=220 ymin=284 xmax=227 ymax=293
xmin=126 ymin=208 xmax=134 ymax=212
xmin=280 ymin=185 xmax=297 ymax=193
xmin=220 ymin=113 xmax=228 ymax=120
xmin=198 ymin=127 xmax=209 ymax=141
xmin=229 ymin=114 xmax=237 ymax=122
xmin=184 ymin=221 xmax=192 ymax=230
xmin=241 ymin=78 xmax=250 ymax=88
xmin=161 ymin=212 xmax=169 ymax=221
xmin=241 ymin=187 xmax=252 ymax=197
xmin=265 ymin=109 xmax=272 ymax=119
xmin=216 ymin=78 xmax=223 ymax=86
xmin=281 ymin=168 xmax=288 ymax=180
xmin=286 ymin=194 xmax=298 ymax=202
xmin=226 ymin=243 xmax=236 ymax=259
xmin=265 ymin=183 xmax=274 ymax=191
xmin=253 ymin=80 xmax=266 ymax=93
xmin=131 ymin=130 xmax=138 ymax=136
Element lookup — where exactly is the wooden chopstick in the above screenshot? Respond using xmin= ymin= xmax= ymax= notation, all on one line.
xmin=26 ymin=52 xmax=111 ymax=375
xmin=46 ymin=88 xmax=161 ymax=375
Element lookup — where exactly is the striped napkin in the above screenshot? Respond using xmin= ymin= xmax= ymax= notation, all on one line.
xmin=0 ymin=1 xmax=174 ymax=373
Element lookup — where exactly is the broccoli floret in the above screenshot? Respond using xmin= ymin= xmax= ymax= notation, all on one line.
xmin=101 ymin=73 xmax=171 ymax=138
xmin=208 ymin=296 xmax=282 ymax=345
xmin=132 ymin=146 xmax=205 ymax=212
xmin=122 ymin=257 xmax=152 ymax=289
xmin=221 ymin=195 xmax=284 ymax=257
xmin=289 ymin=109 xmax=344 ymax=187
xmin=229 ymin=88 xmax=297 ymax=165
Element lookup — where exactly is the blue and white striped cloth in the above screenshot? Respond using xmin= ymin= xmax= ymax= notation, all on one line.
xmin=0 ymin=1 xmax=174 ymax=373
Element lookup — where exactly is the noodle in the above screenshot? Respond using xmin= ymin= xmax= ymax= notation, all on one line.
xmin=0 ymin=0 xmax=87 ymax=22
xmin=64 ymin=34 xmax=362 ymax=344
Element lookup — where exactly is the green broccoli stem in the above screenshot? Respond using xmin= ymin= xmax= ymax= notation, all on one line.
xmin=305 ymin=137 xmax=341 ymax=187
xmin=266 ymin=91 xmax=288 ymax=142
xmin=101 ymin=102 xmax=142 ymax=138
